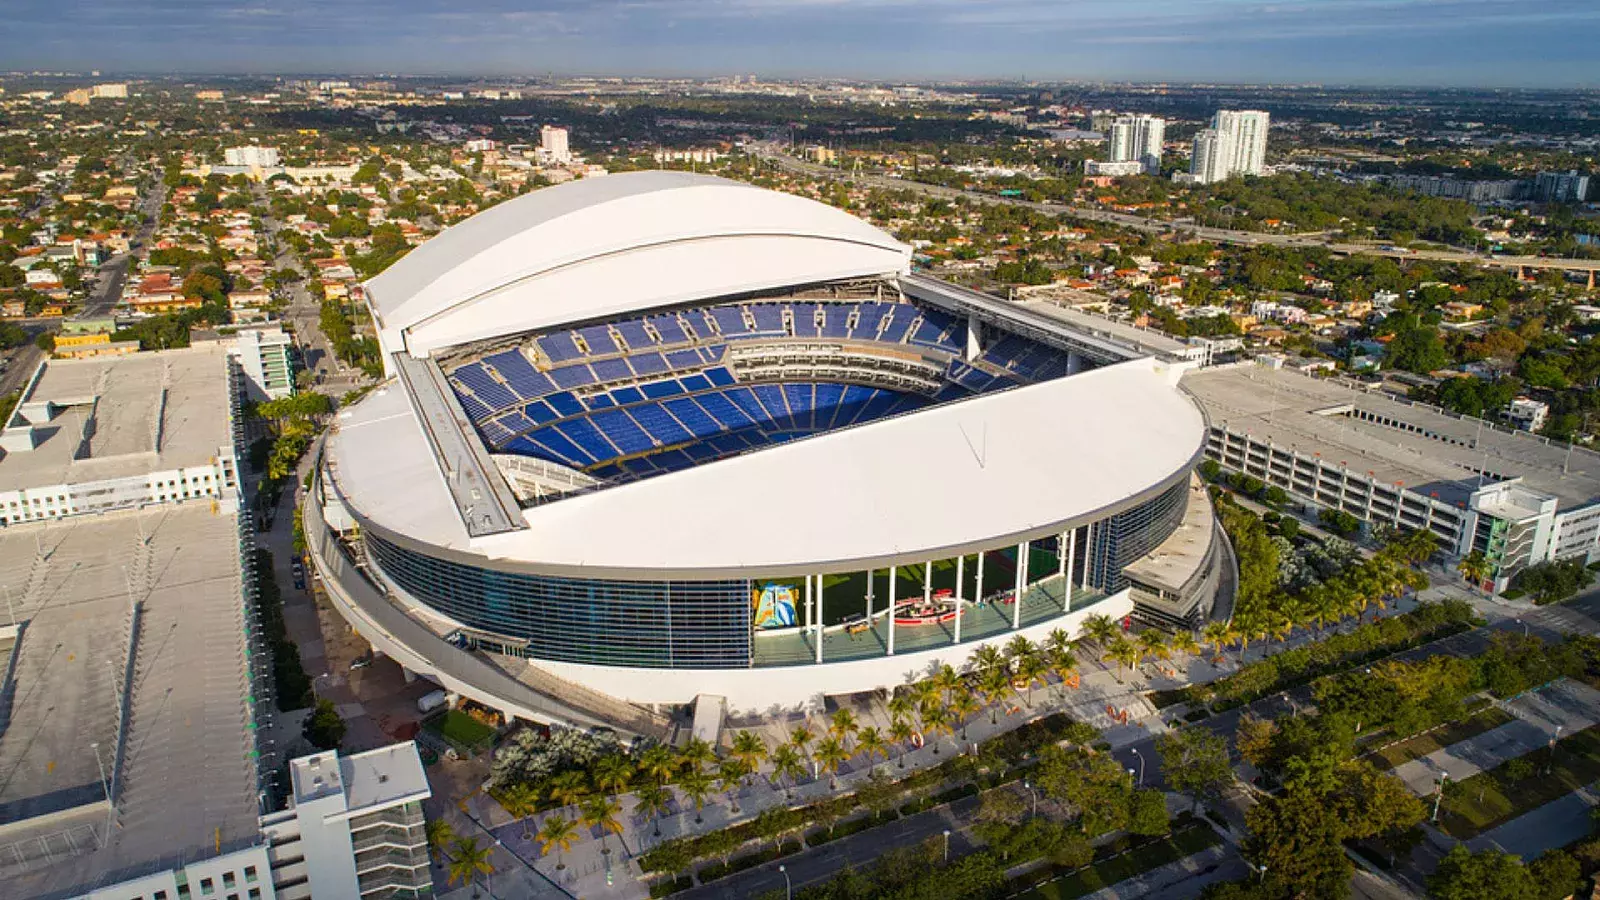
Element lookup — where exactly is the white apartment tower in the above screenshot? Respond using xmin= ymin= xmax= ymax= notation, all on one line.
xmin=1187 ymin=110 xmax=1270 ymax=184
xmin=1108 ymin=115 xmax=1165 ymax=175
xmin=224 ymin=145 xmax=282 ymax=168
xmin=541 ymin=125 xmax=572 ymax=164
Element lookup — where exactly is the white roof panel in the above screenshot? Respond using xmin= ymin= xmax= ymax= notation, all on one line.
xmin=365 ymin=172 xmax=912 ymax=358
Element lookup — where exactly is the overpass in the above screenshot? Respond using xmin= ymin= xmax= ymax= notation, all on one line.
xmin=751 ymin=146 xmax=1600 ymax=282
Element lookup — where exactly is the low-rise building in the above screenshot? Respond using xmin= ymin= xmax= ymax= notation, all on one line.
xmin=1505 ymin=397 xmax=1550 ymax=433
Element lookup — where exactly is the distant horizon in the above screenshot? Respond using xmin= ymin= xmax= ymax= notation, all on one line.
xmin=4 ymin=0 xmax=1597 ymax=90
xmin=9 ymin=71 xmax=1600 ymax=94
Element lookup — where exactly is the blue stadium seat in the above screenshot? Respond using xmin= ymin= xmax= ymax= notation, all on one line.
xmin=879 ymin=305 xmax=917 ymax=343
xmin=612 ymin=386 xmax=644 ymax=405
xmin=813 ymin=383 xmax=846 ymax=429
xmin=648 ymin=314 xmax=689 ymax=345
xmin=705 ymin=367 xmax=736 ymax=387
xmin=615 ymin=320 xmax=653 ymax=350
xmin=724 ymin=387 xmax=767 ymax=424
xmin=751 ymin=384 xmax=789 ymax=421
xmin=538 ymin=332 xmax=582 ymax=363
xmin=751 ymin=304 xmax=784 ymax=335
xmin=546 ymin=392 xmax=585 ymax=417
xmin=696 ymin=391 xmax=754 ymax=429
xmin=630 ymin=352 xmax=669 ymax=376
xmin=526 ymin=399 xmax=559 ymax=425
xmin=665 ymin=349 xmax=702 ymax=370
xmin=457 ymin=392 xmax=492 ymax=420
xmin=549 ymin=364 xmax=597 ymax=389
xmin=525 ymin=431 xmax=591 ymax=467
xmin=662 ymin=397 xmax=720 ymax=437
xmin=630 ymin=404 xmax=693 ymax=445
xmin=577 ymin=325 xmax=619 ymax=356
xmin=591 ymin=409 xmax=654 ymax=454
xmin=559 ymin=417 xmax=618 ymax=460
xmin=640 ymin=380 xmax=684 ymax=400
xmin=679 ymin=373 xmax=711 ymax=392
xmin=591 ymin=358 xmax=632 ymax=383
xmin=712 ymin=307 xmax=749 ymax=337
xmin=792 ymin=303 xmax=821 ymax=338
xmin=821 ymin=307 xmax=850 ymax=338
xmin=586 ymin=394 xmax=614 ymax=410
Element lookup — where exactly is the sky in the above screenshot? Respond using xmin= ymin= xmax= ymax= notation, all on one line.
xmin=4 ymin=0 xmax=1598 ymax=88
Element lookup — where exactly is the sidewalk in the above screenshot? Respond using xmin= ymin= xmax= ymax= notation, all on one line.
xmin=1390 ymin=680 xmax=1600 ymax=794
xmin=1074 ymin=845 xmax=1241 ymax=900
xmin=1468 ymin=785 xmax=1600 ymax=860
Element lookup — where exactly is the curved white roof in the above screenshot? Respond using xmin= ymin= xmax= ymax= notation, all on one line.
xmin=326 ymin=357 xmax=1205 ymax=578
xmin=366 ymin=172 xmax=912 ymax=359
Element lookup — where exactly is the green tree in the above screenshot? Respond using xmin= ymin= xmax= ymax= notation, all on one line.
xmin=536 ymin=815 xmax=578 ymax=870
xmin=1428 ymin=845 xmax=1535 ymax=900
xmin=1127 ymin=788 xmax=1170 ymax=836
xmin=301 ymin=698 xmax=346 ymax=750
xmin=1157 ymin=728 xmax=1233 ymax=812
xmin=447 ymin=836 xmax=496 ymax=897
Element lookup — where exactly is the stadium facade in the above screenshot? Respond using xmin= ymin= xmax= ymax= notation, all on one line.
xmin=305 ymin=172 xmax=1226 ymax=724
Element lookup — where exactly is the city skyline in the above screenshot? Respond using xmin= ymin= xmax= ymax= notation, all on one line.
xmin=3 ymin=0 xmax=1598 ymax=88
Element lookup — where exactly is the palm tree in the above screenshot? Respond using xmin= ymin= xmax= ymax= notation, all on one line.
xmin=679 ymin=737 xmax=716 ymax=774
xmin=546 ymin=770 xmax=587 ymax=810
xmin=1170 ymin=629 xmax=1200 ymax=661
xmin=952 ymin=690 xmax=982 ymax=740
xmin=1005 ymin=634 xmax=1037 ymax=669
xmin=717 ymin=757 xmax=750 ymax=813
xmin=789 ymin=722 xmax=815 ymax=756
xmin=969 ymin=642 xmax=1005 ymax=674
xmin=856 ymin=726 xmax=888 ymax=763
xmin=1046 ymin=644 xmax=1079 ymax=702
xmin=931 ymin=663 xmax=962 ymax=704
xmin=887 ymin=687 xmax=920 ymax=728
xmin=1137 ymin=630 xmax=1171 ymax=676
xmin=1201 ymin=620 xmax=1231 ymax=663
xmin=1105 ymin=635 xmax=1141 ymax=681
xmin=580 ymin=794 xmax=624 ymax=853
xmin=425 ymin=817 xmax=456 ymax=865
xmin=1081 ymin=613 xmax=1119 ymax=660
xmin=828 ymin=707 xmax=859 ymax=749
xmin=591 ymin=755 xmax=633 ymax=798
xmin=1044 ymin=628 xmax=1076 ymax=660
xmin=636 ymin=745 xmax=677 ymax=787
xmin=447 ymin=836 xmax=495 ymax=898
xmin=770 ymin=744 xmax=806 ymax=798
xmin=921 ymin=702 xmax=955 ymax=755
xmin=1015 ymin=651 xmax=1049 ymax=706
xmin=536 ymin=815 xmax=579 ymax=870
xmin=1459 ymin=550 xmax=1491 ymax=593
xmin=678 ymin=766 xmax=714 ymax=824
xmin=889 ymin=717 xmax=917 ymax=769
xmin=979 ymin=663 xmax=1012 ymax=724
xmin=499 ymin=782 xmax=540 ymax=843
xmin=730 ymin=730 xmax=767 ymax=781
xmin=635 ymin=783 xmax=672 ymax=838
xmin=813 ymin=736 xmax=849 ymax=789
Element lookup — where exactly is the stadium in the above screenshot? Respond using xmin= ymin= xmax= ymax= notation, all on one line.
xmin=305 ymin=172 xmax=1227 ymax=727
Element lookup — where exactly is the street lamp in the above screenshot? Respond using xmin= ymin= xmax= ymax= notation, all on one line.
xmin=942 ymin=829 xmax=952 ymax=862
xmin=1131 ymin=748 xmax=1145 ymax=786
xmin=1432 ymin=772 xmax=1449 ymax=823
xmin=779 ymin=864 xmax=791 ymax=900
xmin=1022 ymin=780 xmax=1038 ymax=818
xmin=1547 ymin=725 xmax=1563 ymax=775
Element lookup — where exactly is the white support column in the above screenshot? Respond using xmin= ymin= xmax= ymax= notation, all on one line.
xmin=1058 ymin=533 xmax=1068 ymax=578
xmin=976 ymin=550 xmax=986 ymax=603
xmin=1064 ymin=529 xmax=1077 ymax=611
xmin=804 ymin=576 xmax=812 ymax=629
xmin=865 ymin=568 xmax=873 ymax=622
xmin=1081 ymin=524 xmax=1094 ymax=591
xmin=815 ymin=574 xmax=824 ymax=664
xmin=888 ymin=567 xmax=897 ymax=656
xmin=954 ymin=556 xmax=965 ymax=644
xmin=1012 ymin=542 xmax=1026 ymax=630
xmin=924 ymin=561 xmax=934 ymax=606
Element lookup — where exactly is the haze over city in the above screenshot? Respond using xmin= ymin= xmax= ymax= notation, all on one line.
xmin=5 ymin=0 xmax=1600 ymax=86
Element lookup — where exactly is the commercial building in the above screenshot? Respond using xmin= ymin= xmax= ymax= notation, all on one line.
xmin=224 ymin=146 xmax=282 ymax=168
xmin=1185 ymin=110 xmax=1269 ymax=184
xmin=231 ymin=325 xmax=297 ymax=401
xmin=260 ymin=744 xmax=433 ymax=900
xmin=1535 ymin=170 xmax=1591 ymax=203
xmin=0 ymin=346 xmax=242 ymax=525
xmin=1505 ymin=397 xmax=1549 ymax=433
xmin=1107 ymin=115 xmax=1164 ymax=175
xmin=1084 ymin=160 xmax=1145 ymax=178
xmin=539 ymin=125 xmax=571 ymax=164
xmin=1183 ymin=362 xmax=1600 ymax=593
xmin=304 ymin=172 xmax=1228 ymax=731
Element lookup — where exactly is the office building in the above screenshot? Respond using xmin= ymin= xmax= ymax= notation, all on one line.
xmin=1108 ymin=115 xmax=1165 ymax=175
xmin=232 ymin=325 xmax=297 ymax=401
xmin=1185 ymin=110 xmax=1270 ymax=184
xmin=540 ymin=125 xmax=571 ymax=164
xmin=259 ymin=744 xmax=433 ymax=900
xmin=304 ymin=171 xmax=1227 ymax=733
xmin=1535 ymin=170 xmax=1591 ymax=203
xmin=1085 ymin=160 xmax=1145 ymax=177
xmin=224 ymin=146 xmax=282 ymax=168
xmin=91 ymin=83 xmax=128 ymax=99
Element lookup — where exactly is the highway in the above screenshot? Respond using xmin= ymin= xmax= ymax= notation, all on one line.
xmin=752 ymin=146 xmax=1600 ymax=277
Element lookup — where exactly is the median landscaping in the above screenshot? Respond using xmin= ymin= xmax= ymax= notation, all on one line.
xmin=1438 ymin=725 xmax=1600 ymax=838
xmin=1011 ymin=818 xmax=1223 ymax=900
xmin=1363 ymin=704 xmax=1512 ymax=770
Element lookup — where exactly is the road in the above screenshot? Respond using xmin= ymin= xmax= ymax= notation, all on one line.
xmin=80 ymin=179 xmax=165 ymax=319
xmin=752 ymin=146 xmax=1600 ymax=277
xmin=256 ymin=195 xmax=368 ymax=397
